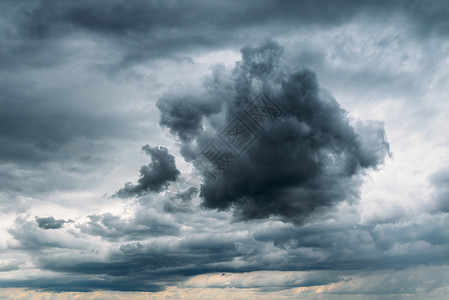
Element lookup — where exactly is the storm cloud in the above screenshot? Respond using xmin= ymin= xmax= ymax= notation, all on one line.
xmin=157 ymin=41 xmax=391 ymax=222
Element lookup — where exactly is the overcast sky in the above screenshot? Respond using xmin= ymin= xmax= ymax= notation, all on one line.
xmin=1 ymin=1 xmax=449 ymax=299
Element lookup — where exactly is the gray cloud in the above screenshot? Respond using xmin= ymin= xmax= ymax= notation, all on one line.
xmin=36 ymin=216 xmax=71 ymax=230
xmin=115 ymin=145 xmax=180 ymax=197
xmin=78 ymin=209 xmax=179 ymax=241
xmin=158 ymin=41 xmax=391 ymax=223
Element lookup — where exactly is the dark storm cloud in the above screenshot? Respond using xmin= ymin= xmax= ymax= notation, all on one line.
xmin=115 ymin=145 xmax=180 ymax=198
xmin=158 ymin=41 xmax=391 ymax=222
xmin=36 ymin=216 xmax=71 ymax=230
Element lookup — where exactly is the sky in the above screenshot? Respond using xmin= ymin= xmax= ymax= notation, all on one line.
xmin=1 ymin=0 xmax=449 ymax=299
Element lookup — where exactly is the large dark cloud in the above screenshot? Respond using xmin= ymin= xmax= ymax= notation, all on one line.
xmin=115 ymin=145 xmax=180 ymax=197
xmin=157 ymin=41 xmax=390 ymax=222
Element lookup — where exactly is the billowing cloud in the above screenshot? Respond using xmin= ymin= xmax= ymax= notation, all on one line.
xmin=157 ymin=41 xmax=391 ymax=222
xmin=115 ymin=145 xmax=180 ymax=198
